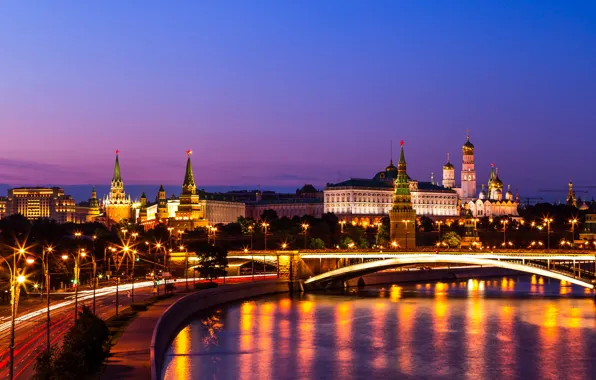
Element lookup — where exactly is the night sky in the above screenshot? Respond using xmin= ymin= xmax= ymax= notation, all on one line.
xmin=1 ymin=1 xmax=595 ymax=201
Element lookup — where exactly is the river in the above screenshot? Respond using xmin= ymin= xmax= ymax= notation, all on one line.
xmin=162 ymin=275 xmax=596 ymax=380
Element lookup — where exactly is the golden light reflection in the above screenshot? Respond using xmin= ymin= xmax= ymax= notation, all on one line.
xmin=371 ymin=301 xmax=388 ymax=370
xmin=389 ymin=285 xmax=402 ymax=302
xmin=239 ymin=302 xmax=255 ymax=380
xmin=172 ymin=325 xmax=191 ymax=379
xmin=298 ymin=299 xmax=316 ymax=378
xmin=498 ymin=305 xmax=515 ymax=380
xmin=539 ymin=303 xmax=559 ymax=379
xmin=336 ymin=302 xmax=353 ymax=380
xmin=397 ymin=303 xmax=414 ymax=375
xmin=258 ymin=302 xmax=274 ymax=380
xmin=432 ymin=296 xmax=449 ymax=376
xmin=465 ymin=297 xmax=485 ymax=380
xmin=279 ymin=298 xmax=292 ymax=312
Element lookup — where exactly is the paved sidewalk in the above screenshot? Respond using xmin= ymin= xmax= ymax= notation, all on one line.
xmin=101 ymin=293 xmax=186 ymax=380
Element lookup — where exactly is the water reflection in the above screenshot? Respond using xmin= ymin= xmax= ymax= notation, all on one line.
xmin=163 ymin=276 xmax=596 ymax=380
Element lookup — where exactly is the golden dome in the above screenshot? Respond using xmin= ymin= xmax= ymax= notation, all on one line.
xmin=462 ymin=138 xmax=474 ymax=154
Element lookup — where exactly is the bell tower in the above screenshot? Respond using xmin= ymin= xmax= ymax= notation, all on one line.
xmin=461 ymin=131 xmax=476 ymax=201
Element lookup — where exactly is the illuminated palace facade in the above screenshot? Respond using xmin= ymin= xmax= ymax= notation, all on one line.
xmin=324 ymin=135 xmax=519 ymax=223
xmin=324 ymin=151 xmax=459 ymax=224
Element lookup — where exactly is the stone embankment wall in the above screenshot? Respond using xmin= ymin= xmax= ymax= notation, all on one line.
xmin=150 ymin=280 xmax=289 ymax=380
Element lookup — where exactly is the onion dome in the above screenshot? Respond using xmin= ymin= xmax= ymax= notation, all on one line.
xmin=492 ymin=168 xmax=503 ymax=188
xmin=443 ymin=153 xmax=454 ymax=170
xmin=479 ymin=184 xmax=487 ymax=200
xmin=506 ymin=184 xmax=513 ymax=200
xmin=462 ymin=135 xmax=474 ymax=155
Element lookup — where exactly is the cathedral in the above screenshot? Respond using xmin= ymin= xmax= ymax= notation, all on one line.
xmin=445 ymin=134 xmax=519 ymax=218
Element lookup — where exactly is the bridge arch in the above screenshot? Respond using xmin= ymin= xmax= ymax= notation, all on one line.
xmin=303 ymin=255 xmax=595 ymax=289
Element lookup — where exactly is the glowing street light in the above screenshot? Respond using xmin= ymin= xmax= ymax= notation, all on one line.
xmin=301 ymin=223 xmax=309 ymax=249
xmin=339 ymin=220 xmax=347 ymax=234
xmin=262 ymin=222 xmax=270 ymax=250
xmin=569 ymin=218 xmax=579 ymax=246
xmin=544 ymin=217 xmax=554 ymax=249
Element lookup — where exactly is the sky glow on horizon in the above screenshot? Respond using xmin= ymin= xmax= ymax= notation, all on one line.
xmin=1 ymin=1 xmax=595 ymax=196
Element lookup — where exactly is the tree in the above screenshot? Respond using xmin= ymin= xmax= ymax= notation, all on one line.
xmin=309 ymin=238 xmax=325 ymax=249
xmin=358 ymin=237 xmax=369 ymax=249
xmin=418 ymin=216 xmax=434 ymax=232
xmin=340 ymin=236 xmax=354 ymax=248
xmin=442 ymin=231 xmax=462 ymax=248
xmin=191 ymin=242 xmax=228 ymax=282
xmin=376 ymin=224 xmax=390 ymax=247
xmin=260 ymin=209 xmax=279 ymax=222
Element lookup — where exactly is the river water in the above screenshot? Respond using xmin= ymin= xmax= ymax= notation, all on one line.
xmin=162 ymin=276 xmax=596 ymax=380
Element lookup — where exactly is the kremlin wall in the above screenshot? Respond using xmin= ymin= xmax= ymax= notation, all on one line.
xmin=0 ymin=136 xmax=523 ymax=227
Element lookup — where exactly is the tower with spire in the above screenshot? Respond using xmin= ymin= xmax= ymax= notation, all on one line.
xmin=460 ymin=131 xmax=476 ymax=201
xmin=173 ymin=150 xmax=206 ymax=228
xmin=442 ymin=152 xmax=455 ymax=189
xmin=156 ymin=185 xmax=169 ymax=221
xmin=389 ymin=141 xmax=416 ymax=248
xmin=566 ymin=181 xmax=577 ymax=207
xmin=104 ymin=150 xmax=132 ymax=224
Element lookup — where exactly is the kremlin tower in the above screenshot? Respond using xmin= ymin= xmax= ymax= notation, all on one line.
xmin=104 ymin=150 xmax=132 ymax=224
xmin=389 ymin=141 xmax=416 ymax=249
xmin=172 ymin=150 xmax=206 ymax=229
xmin=156 ymin=184 xmax=169 ymax=221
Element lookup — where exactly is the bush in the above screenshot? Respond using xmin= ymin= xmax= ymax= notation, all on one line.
xmin=194 ymin=282 xmax=219 ymax=290
xmin=131 ymin=302 xmax=149 ymax=311
xmin=35 ymin=305 xmax=111 ymax=379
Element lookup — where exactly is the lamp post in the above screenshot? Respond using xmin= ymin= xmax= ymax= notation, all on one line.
xmin=41 ymin=246 xmax=54 ymax=353
xmin=247 ymin=225 xmax=254 ymax=249
xmin=181 ymin=245 xmax=188 ymax=291
xmin=402 ymin=220 xmax=411 ymax=249
xmin=501 ymin=220 xmax=509 ymax=246
xmin=262 ymin=222 xmax=270 ymax=250
xmin=131 ymin=249 xmax=137 ymax=303
xmin=302 ymin=223 xmax=309 ymax=249
xmin=6 ymin=246 xmax=31 ymax=380
xmin=544 ymin=217 xmax=553 ymax=249
xmin=569 ymin=218 xmax=579 ymax=247
xmin=339 ymin=220 xmax=346 ymax=234
xmin=109 ymin=246 xmax=120 ymax=316
xmin=435 ymin=221 xmax=443 ymax=243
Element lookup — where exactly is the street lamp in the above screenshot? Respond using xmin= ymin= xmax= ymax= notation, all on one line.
xmin=544 ymin=217 xmax=553 ymax=249
xmin=301 ymin=223 xmax=309 ymax=249
xmin=435 ymin=221 xmax=443 ymax=242
xmin=569 ymin=218 xmax=579 ymax=247
xmin=42 ymin=246 xmax=54 ymax=353
xmin=181 ymin=245 xmax=189 ymax=291
xmin=501 ymin=220 xmax=509 ymax=246
xmin=339 ymin=220 xmax=346 ymax=234
xmin=5 ymin=245 xmax=33 ymax=380
xmin=262 ymin=222 xmax=270 ymax=250
xmin=247 ymin=225 xmax=254 ymax=249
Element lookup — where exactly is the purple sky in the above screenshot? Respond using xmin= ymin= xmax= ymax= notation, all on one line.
xmin=1 ymin=1 xmax=595 ymax=200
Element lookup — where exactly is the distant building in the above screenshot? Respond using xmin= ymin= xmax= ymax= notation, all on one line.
xmin=74 ymin=186 xmax=101 ymax=223
xmin=0 ymin=197 xmax=6 ymax=219
xmin=6 ymin=187 xmax=76 ymax=223
xmin=244 ymin=185 xmax=324 ymax=220
xmin=579 ymin=214 xmax=596 ymax=242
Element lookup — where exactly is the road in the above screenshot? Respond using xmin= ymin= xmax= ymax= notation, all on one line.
xmin=0 ymin=274 xmax=278 ymax=379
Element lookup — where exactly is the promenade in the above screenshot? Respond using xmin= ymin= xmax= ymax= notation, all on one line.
xmin=102 ymin=294 xmax=185 ymax=380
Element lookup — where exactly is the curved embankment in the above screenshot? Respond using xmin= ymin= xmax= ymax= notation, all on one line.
xmin=150 ymin=280 xmax=290 ymax=380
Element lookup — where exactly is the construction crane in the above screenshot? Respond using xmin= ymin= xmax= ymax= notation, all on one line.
xmin=520 ymin=197 xmax=544 ymax=207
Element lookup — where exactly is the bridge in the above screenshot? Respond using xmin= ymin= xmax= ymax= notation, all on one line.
xmin=227 ymin=249 xmax=596 ymax=291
